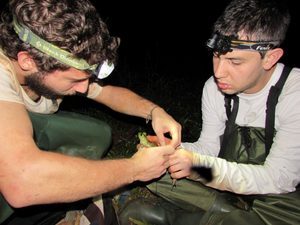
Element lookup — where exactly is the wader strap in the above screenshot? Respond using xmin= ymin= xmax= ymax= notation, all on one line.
xmin=219 ymin=94 xmax=239 ymax=158
xmin=219 ymin=66 xmax=292 ymax=159
xmin=224 ymin=94 xmax=233 ymax=118
xmin=84 ymin=202 xmax=105 ymax=225
xmin=265 ymin=66 xmax=292 ymax=156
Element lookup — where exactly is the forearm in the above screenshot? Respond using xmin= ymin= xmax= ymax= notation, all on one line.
xmin=93 ymin=85 xmax=181 ymax=146
xmin=0 ymin=101 xmax=172 ymax=208
xmin=190 ymin=153 xmax=297 ymax=195
xmin=93 ymin=85 xmax=157 ymax=118
xmin=180 ymin=137 xmax=221 ymax=156
xmin=3 ymin=143 xmax=173 ymax=208
xmin=4 ymin=150 xmax=136 ymax=207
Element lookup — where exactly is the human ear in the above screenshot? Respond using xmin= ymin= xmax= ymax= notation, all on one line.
xmin=263 ymin=48 xmax=284 ymax=70
xmin=17 ymin=51 xmax=37 ymax=71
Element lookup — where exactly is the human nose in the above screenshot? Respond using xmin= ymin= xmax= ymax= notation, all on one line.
xmin=73 ymin=79 xmax=89 ymax=93
xmin=213 ymin=58 xmax=228 ymax=79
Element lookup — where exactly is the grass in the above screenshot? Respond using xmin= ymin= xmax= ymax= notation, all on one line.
xmin=60 ymin=52 xmax=209 ymax=219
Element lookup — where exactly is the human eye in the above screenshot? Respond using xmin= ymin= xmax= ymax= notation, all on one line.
xmin=230 ymin=59 xmax=242 ymax=66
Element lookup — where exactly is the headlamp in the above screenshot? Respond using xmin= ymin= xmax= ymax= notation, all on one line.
xmin=93 ymin=60 xmax=114 ymax=79
xmin=13 ymin=16 xmax=114 ymax=79
xmin=206 ymin=33 xmax=280 ymax=54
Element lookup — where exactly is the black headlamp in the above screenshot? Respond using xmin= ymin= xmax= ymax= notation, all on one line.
xmin=206 ymin=33 xmax=280 ymax=54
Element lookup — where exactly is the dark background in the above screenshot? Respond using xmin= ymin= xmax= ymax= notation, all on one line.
xmin=1 ymin=0 xmax=299 ymax=83
xmin=88 ymin=0 xmax=299 ymax=77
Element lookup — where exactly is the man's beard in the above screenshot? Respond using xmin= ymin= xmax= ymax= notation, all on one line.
xmin=24 ymin=71 xmax=64 ymax=99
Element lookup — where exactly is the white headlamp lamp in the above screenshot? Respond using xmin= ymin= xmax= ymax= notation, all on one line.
xmin=93 ymin=60 xmax=115 ymax=79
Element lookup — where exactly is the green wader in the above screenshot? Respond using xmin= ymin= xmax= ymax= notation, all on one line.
xmin=0 ymin=110 xmax=112 ymax=224
xmin=147 ymin=125 xmax=300 ymax=224
xmin=148 ymin=66 xmax=300 ymax=224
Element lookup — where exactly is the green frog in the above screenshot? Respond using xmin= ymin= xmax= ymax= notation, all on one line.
xmin=138 ymin=132 xmax=177 ymax=190
xmin=138 ymin=132 xmax=158 ymax=149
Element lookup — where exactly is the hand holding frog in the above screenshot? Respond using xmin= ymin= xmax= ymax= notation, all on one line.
xmin=149 ymin=107 xmax=181 ymax=148
xmin=131 ymin=132 xmax=174 ymax=182
xmin=138 ymin=132 xmax=177 ymax=190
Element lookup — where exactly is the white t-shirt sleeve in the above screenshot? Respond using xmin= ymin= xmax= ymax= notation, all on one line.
xmin=181 ymin=76 xmax=225 ymax=157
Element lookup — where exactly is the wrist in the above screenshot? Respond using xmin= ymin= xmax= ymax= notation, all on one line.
xmin=146 ymin=105 xmax=162 ymax=123
xmin=192 ymin=152 xmax=201 ymax=167
xmin=127 ymin=157 xmax=142 ymax=182
xmin=121 ymin=158 xmax=138 ymax=183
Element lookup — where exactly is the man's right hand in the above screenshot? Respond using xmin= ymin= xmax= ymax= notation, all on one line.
xmin=130 ymin=145 xmax=174 ymax=182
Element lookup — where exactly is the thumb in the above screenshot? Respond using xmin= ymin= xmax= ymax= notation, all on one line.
xmin=147 ymin=135 xmax=159 ymax=144
xmin=156 ymin=132 xmax=166 ymax=146
xmin=159 ymin=145 xmax=175 ymax=155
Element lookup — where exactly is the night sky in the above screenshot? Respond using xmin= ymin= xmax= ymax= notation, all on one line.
xmin=90 ymin=1 xmax=299 ymax=76
xmin=0 ymin=0 xmax=299 ymax=79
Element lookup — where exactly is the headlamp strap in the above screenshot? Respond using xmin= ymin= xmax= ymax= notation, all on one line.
xmin=231 ymin=40 xmax=280 ymax=52
xmin=206 ymin=33 xmax=280 ymax=54
xmin=13 ymin=16 xmax=98 ymax=71
xmin=19 ymin=25 xmax=32 ymax=44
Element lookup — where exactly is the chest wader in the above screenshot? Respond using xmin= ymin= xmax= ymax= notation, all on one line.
xmin=0 ymin=110 xmax=114 ymax=225
xmin=146 ymin=66 xmax=300 ymax=225
xmin=207 ymin=66 xmax=300 ymax=225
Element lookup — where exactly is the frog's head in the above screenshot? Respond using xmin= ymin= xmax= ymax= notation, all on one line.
xmin=138 ymin=132 xmax=147 ymax=139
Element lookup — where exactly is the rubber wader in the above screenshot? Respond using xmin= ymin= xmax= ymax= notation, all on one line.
xmin=147 ymin=66 xmax=300 ymax=224
xmin=0 ymin=110 xmax=112 ymax=224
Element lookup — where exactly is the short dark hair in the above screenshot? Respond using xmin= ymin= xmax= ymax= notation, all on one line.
xmin=213 ymin=0 xmax=290 ymax=44
xmin=0 ymin=0 xmax=118 ymax=73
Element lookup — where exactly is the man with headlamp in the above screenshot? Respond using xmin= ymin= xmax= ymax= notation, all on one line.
xmin=118 ymin=0 xmax=300 ymax=224
xmin=0 ymin=0 xmax=181 ymax=224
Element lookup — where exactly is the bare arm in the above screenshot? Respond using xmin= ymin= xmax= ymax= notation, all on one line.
xmin=0 ymin=101 xmax=174 ymax=208
xmin=93 ymin=85 xmax=181 ymax=146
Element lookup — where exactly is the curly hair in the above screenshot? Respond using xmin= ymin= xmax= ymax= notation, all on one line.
xmin=213 ymin=0 xmax=290 ymax=44
xmin=0 ymin=0 xmax=119 ymax=73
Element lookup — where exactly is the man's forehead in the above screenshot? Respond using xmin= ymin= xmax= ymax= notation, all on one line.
xmin=215 ymin=48 xmax=261 ymax=59
xmin=52 ymin=67 xmax=92 ymax=79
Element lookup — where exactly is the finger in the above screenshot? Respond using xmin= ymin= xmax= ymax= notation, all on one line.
xmin=169 ymin=152 xmax=178 ymax=160
xmin=168 ymin=164 xmax=177 ymax=173
xmin=169 ymin=158 xmax=179 ymax=167
xmin=170 ymin=170 xmax=189 ymax=179
xmin=156 ymin=132 xmax=166 ymax=146
xmin=147 ymin=135 xmax=159 ymax=143
xmin=169 ymin=131 xmax=181 ymax=148
xmin=160 ymin=168 xmax=167 ymax=177
xmin=169 ymin=162 xmax=186 ymax=174
xmin=169 ymin=149 xmax=182 ymax=161
xmin=137 ymin=144 xmax=148 ymax=151
xmin=136 ymin=143 xmax=141 ymax=150
xmin=160 ymin=145 xmax=175 ymax=155
xmin=163 ymin=158 xmax=170 ymax=168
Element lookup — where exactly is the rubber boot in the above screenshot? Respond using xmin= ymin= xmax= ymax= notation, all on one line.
xmin=118 ymin=197 xmax=205 ymax=225
xmin=118 ymin=197 xmax=179 ymax=225
xmin=173 ymin=210 xmax=206 ymax=225
xmin=209 ymin=194 xmax=237 ymax=213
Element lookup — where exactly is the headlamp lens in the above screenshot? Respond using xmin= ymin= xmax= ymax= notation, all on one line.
xmin=93 ymin=60 xmax=114 ymax=79
xmin=206 ymin=33 xmax=232 ymax=54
